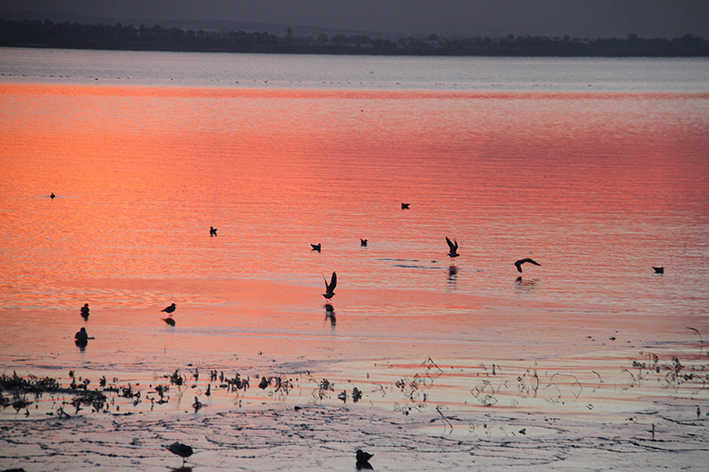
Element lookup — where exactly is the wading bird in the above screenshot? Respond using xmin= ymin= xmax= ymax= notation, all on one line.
xmin=323 ymin=272 xmax=337 ymax=300
xmin=356 ymin=449 xmax=374 ymax=469
xmin=166 ymin=442 xmax=193 ymax=466
xmin=446 ymin=237 xmax=459 ymax=259
xmin=161 ymin=303 xmax=176 ymax=314
xmin=514 ymin=258 xmax=541 ymax=273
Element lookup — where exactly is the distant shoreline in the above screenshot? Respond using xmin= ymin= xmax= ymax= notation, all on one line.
xmin=2 ymin=19 xmax=709 ymax=57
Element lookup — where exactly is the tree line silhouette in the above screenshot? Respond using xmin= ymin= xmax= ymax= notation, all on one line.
xmin=1 ymin=19 xmax=708 ymax=56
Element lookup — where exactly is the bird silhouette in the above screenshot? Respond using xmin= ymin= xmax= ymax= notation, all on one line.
xmin=162 ymin=317 xmax=175 ymax=326
xmin=514 ymin=258 xmax=541 ymax=273
xmin=356 ymin=449 xmax=374 ymax=469
xmin=323 ymin=272 xmax=337 ymax=300
xmin=80 ymin=303 xmax=90 ymax=320
xmin=166 ymin=442 xmax=193 ymax=466
xmin=162 ymin=303 xmax=176 ymax=314
xmin=311 ymin=243 xmax=321 ymax=252
xmin=653 ymin=266 xmax=664 ymax=274
xmin=209 ymin=226 xmax=217 ymax=237
xmin=446 ymin=237 xmax=459 ymax=258
xmin=50 ymin=193 xmax=55 ymax=199
xmin=361 ymin=239 xmax=368 ymax=247
xmin=401 ymin=203 xmax=410 ymax=209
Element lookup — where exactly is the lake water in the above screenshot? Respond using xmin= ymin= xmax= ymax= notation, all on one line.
xmin=1 ymin=48 xmax=708 ymax=413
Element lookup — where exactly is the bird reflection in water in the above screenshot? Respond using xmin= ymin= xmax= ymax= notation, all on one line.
xmin=515 ymin=276 xmax=538 ymax=292
xmin=171 ymin=468 xmax=193 ymax=472
xmin=325 ymin=303 xmax=336 ymax=328
xmin=447 ymin=265 xmax=458 ymax=288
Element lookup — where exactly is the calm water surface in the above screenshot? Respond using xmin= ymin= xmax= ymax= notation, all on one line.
xmin=1 ymin=48 xmax=708 ymax=375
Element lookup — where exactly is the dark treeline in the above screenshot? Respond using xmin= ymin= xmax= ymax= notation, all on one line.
xmin=2 ymin=19 xmax=709 ymax=56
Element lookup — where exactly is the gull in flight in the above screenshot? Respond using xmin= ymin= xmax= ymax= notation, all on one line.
xmin=323 ymin=272 xmax=337 ymax=300
xmin=514 ymin=258 xmax=541 ymax=273
xmin=446 ymin=237 xmax=459 ymax=258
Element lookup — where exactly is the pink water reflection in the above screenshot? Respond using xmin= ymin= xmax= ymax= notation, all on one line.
xmin=1 ymin=84 xmax=708 ymax=372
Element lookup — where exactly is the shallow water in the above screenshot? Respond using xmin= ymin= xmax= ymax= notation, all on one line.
xmin=0 ymin=49 xmax=707 ymax=382
xmin=1 ymin=47 xmax=709 ymax=471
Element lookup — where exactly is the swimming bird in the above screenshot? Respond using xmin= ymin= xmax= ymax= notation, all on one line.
xmin=446 ymin=237 xmax=459 ymax=258
xmin=80 ymin=303 xmax=89 ymax=320
xmin=166 ymin=442 xmax=193 ymax=466
xmin=323 ymin=272 xmax=337 ymax=300
xmin=356 ymin=449 xmax=374 ymax=469
xmin=401 ymin=203 xmax=410 ymax=209
xmin=209 ymin=226 xmax=217 ymax=237
xmin=653 ymin=266 xmax=664 ymax=274
xmin=162 ymin=316 xmax=175 ymax=326
xmin=361 ymin=239 xmax=368 ymax=247
xmin=50 ymin=193 xmax=55 ymax=199
xmin=515 ymin=258 xmax=541 ymax=273
xmin=311 ymin=243 xmax=321 ymax=252
xmin=161 ymin=303 xmax=176 ymax=314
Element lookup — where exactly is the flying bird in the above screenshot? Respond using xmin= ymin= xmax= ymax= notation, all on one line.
xmin=323 ymin=272 xmax=337 ymax=300
xmin=161 ymin=303 xmax=176 ymax=314
xmin=653 ymin=266 xmax=664 ymax=274
xmin=311 ymin=243 xmax=321 ymax=252
xmin=515 ymin=258 xmax=541 ymax=273
xmin=166 ymin=442 xmax=193 ymax=466
xmin=446 ymin=237 xmax=459 ymax=258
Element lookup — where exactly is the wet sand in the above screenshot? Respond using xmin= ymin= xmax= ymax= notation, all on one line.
xmin=2 ymin=330 xmax=708 ymax=470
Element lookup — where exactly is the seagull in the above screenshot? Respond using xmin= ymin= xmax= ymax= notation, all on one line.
xmin=161 ymin=303 xmax=176 ymax=314
xmin=162 ymin=317 xmax=175 ymax=326
xmin=361 ymin=239 xmax=368 ymax=247
xmin=515 ymin=258 xmax=541 ymax=273
xmin=653 ymin=266 xmax=664 ymax=274
xmin=166 ymin=442 xmax=193 ymax=466
xmin=401 ymin=203 xmax=410 ymax=209
xmin=311 ymin=243 xmax=321 ymax=252
xmin=323 ymin=272 xmax=337 ymax=300
xmin=446 ymin=237 xmax=459 ymax=258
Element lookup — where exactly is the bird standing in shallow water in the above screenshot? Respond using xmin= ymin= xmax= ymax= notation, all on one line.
xmin=323 ymin=272 xmax=337 ymax=300
xmin=162 ymin=303 xmax=176 ymax=314
xmin=515 ymin=258 xmax=541 ymax=273
xmin=80 ymin=303 xmax=89 ymax=320
xmin=446 ymin=237 xmax=459 ymax=259
xmin=356 ymin=449 xmax=374 ymax=469
xmin=166 ymin=442 xmax=193 ymax=466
